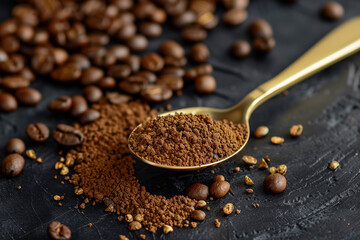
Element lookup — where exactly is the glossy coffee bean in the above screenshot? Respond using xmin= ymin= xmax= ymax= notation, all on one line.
xmin=93 ymin=51 xmax=116 ymax=68
xmin=133 ymin=1 xmax=156 ymax=19
xmin=98 ymin=77 xmax=116 ymax=89
xmin=320 ymin=1 xmax=344 ymax=21
xmin=51 ymin=63 xmax=82 ymax=82
xmin=107 ymin=65 xmax=132 ymax=80
xmin=222 ymin=0 xmax=249 ymax=9
xmin=26 ymin=123 xmax=50 ymax=143
xmin=83 ymin=85 xmax=103 ymax=103
xmin=32 ymin=30 xmax=50 ymax=45
xmin=194 ymin=75 xmax=216 ymax=94
xmin=141 ymin=85 xmax=173 ymax=103
xmin=0 ymin=19 xmax=18 ymax=37
xmin=70 ymin=95 xmax=88 ymax=117
xmin=127 ymin=34 xmax=148 ymax=52
xmin=68 ymin=54 xmax=91 ymax=70
xmin=117 ymin=23 xmax=137 ymax=40
xmin=1 ymin=75 xmax=29 ymax=90
xmin=135 ymin=71 xmax=157 ymax=83
xmin=186 ymin=183 xmax=209 ymax=200
xmin=47 ymin=221 xmax=71 ymax=240
xmin=0 ymin=35 xmax=20 ymax=53
xmin=1 ymin=153 xmax=25 ymax=177
xmin=0 ymin=54 xmax=25 ymax=74
xmin=150 ymin=8 xmax=167 ymax=24
xmin=139 ymin=22 xmax=162 ymax=38
xmin=88 ymin=33 xmax=110 ymax=45
xmin=164 ymin=56 xmax=187 ymax=68
xmin=48 ymin=96 xmax=72 ymax=113
xmin=157 ymin=75 xmax=184 ymax=91
xmin=185 ymin=64 xmax=213 ymax=81
xmin=190 ymin=210 xmax=206 ymax=221
xmin=199 ymin=13 xmax=219 ymax=30
xmin=124 ymin=55 xmax=141 ymax=73
xmin=81 ymin=67 xmax=104 ymax=85
xmin=16 ymin=24 xmax=35 ymax=42
xmin=19 ymin=67 xmax=35 ymax=82
xmin=118 ymin=76 xmax=146 ymax=95
xmin=81 ymin=46 xmax=106 ymax=60
xmin=51 ymin=48 xmax=69 ymax=66
xmin=263 ymin=173 xmax=287 ymax=193
xmin=190 ymin=0 xmax=216 ymax=14
xmin=0 ymin=48 xmax=9 ymax=63
xmin=253 ymin=37 xmax=276 ymax=53
xmin=230 ymin=40 xmax=251 ymax=58
xmin=159 ymin=40 xmax=185 ymax=58
xmin=141 ymin=53 xmax=164 ymax=72
xmin=161 ymin=67 xmax=185 ymax=78
xmin=31 ymin=48 xmax=55 ymax=75
xmin=210 ymin=180 xmax=230 ymax=198
xmin=173 ymin=11 xmax=197 ymax=28
xmin=248 ymin=19 xmax=273 ymax=38
xmin=77 ymin=109 xmax=100 ymax=125
xmin=0 ymin=92 xmax=18 ymax=112
xmin=5 ymin=138 xmax=25 ymax=154
xmin=181 ymin=26 xmax=207 ymax=42
xmin=190 ymin=43 xmax=210 ymax=63
xmin=106 ymin=92 xmax=132 ymax=105
xmin=53 ymin=124 xmax=84 ymax=147
xmin=14 ymin=88 xmax=41 ymax=106
xmin=223 ymin=9 xmax=248 ymax=26
xmin=108 ymin=45 xmax=130 ymax=61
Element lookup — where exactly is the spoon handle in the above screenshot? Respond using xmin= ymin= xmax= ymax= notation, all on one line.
xmin=240 ymin=16 xmax=360 ymax=120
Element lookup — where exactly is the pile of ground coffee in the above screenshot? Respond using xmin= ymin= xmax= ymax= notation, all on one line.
xmin=129 ymin=114 xmax=248 ymax=166
xmin=68 ymin=101 xmax=196 ymax=232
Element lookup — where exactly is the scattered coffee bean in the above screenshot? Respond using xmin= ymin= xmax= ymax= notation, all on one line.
xmin=244 ymin=175 xmax=254 ymax=185
xmin=181 ymin=26 xmax=207 ymax=42
xmin=290 ymin=124 xmax=303 ymax=137
xmin=242 ymin=155 xmax=257 ymax=165
xmin=329 ymin=160 xmax=339 ymax=170
xmin=222 ymin=203 xmax=234 ymax=215
xmin=108 ymin=65 xmax=132 ymax=80
xmin=47 ymin=221 xmax=71 ymax=240
xmin=214 ymin=175 xmax=225 ymax=182
xmin=70 ymin=95 xmax=88 ymax=117
xmin=245 ymin=188 xmax=254 ymax=194
xmin=141 ymin=85 xmax=173 ymax=103
xmin=320 ymin=1 xmax=344 ymax=21
xmin=263 ymin=173 xmax=287 ymax=193
xmin=157 ymin=75 xmax=184 ymax=91
xmin=106 ymin=92 xmax=132 ymax=105
xmin=190 ymin=210 xmax=206 ymax=221
xmin=248 ymin=19 xmax=273 ymax=38
xmin=0 ymin=153 xmax=25 ymax=177
xmin=14 ymin=87 xmax=42 ymax=106
xmin=185 ymin=64 xmax=213 ymax=81
xmin=83 ymin=85 xmax=103 ymax=104
xmin=51 ymin=63 xmax=82 ymax=82
xmin=164 ymin=56 xmax=187 ymax=68
xmin=127 ymin=34 xmax=148 ymax=52
xmin=0 ymin=92 xmax=18 ymax=112
xmin=271 ymin=136 xmax=284 ymax=145
xmin=190 ymin=43 xmax=210 ymax=63
xmin=51 ymin=48 xmax=69 ymax=66
xmin=210 ymin=180 xmax=230 ymax=198
xmin=253 ymin=37 xmax=276 ymax=53
xmin=48 ymin=96 xmax=72 ymax=113
xmin=53 ymin=124 xmax=84 ymax=147
xmin=5 ymin=138 xmax=25 ymax=154
xmin=78 ymin=109 xmax=101 ymax=125
xmin=26 ymin=123 xmax=50 ymax=143
xmin=222 ymin=0 xmax=250 ymax=9
xmin=223 ymin=9 xmax=248 ymax=25
xmin=254 ymin=126 xmax=269 ymax=138
xmin=186 ymin=183 xmax=209 ymax=200
xmin=162 ymin=67 xmax=185 ymax=78
xmin=0 ymin=54 xmax=24 ymax=74
xmin=230 ymin=40 xmax=251 ymax=59
xmin=139 ymin=22 xmax=163 ymax=38
xmin=194 ymin=75 xmax=216 ymax=94
xmin=68 ymin=54 xmax=91 ymax=70
xmin=159 ymin=40 xmax=185 ymax=59
xmin=1 ymin=75 xmax=30 ymax=90
xmin=141 ymin=53 xmax=165 ymax=72
xmin=98 ymin=77 xmax=116 ymax=89
xmin=81 ymin=67 xmax=104 ymax=85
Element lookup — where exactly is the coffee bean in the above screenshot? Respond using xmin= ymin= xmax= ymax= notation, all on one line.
xmin=164 ymin=0 xmax=187 ymax=16
xmin=164 ymin=56 xmax=187 ymax=68
xmin=88 ymin=33 xmax=110 ymax=45
xmin=253 ymin=126 xmax=269 ymax=138
xmin=106 ymin=92 xmax=132 ymax=105
xmin=0 ymin=19 xmax=18 ymax=37
xmin=0 ymin=48 xmax=9 ymax=62
xmin=81 ymin=46 xmax=106 ymax=60
xmin=53 ymin=124 xmax=84 ymax=147
xmin=26 ymin=123 xmax=50 ymax=143
xmin=83 ymin=85 xmax=103 ymax=103
xmin=141 ymin=84 xmax=173 ymax=103
xmin=93 ymin=51 xmax=116 ymax=68
xmin=141 ymin=53 xmax=164 ymax=72
xmin=98 ymin=77 xmax=116 ymax=89
xmin=222 ymin=0 xmax=249 ymax=9
xmin=1 ymin=75 xmax=30 ymax=90
xmin=0 ymin=153 xmax=25 ymax=177
xmin=20 ymin=67 xmax=35 ymax=82
xmin=108 ymin=45 xmax=130 ymax=61
xmin=68 ymin=54 xmax=91 ymax=70
xmin=108 ymin=65 xmax=132 ymax=80
xmin=51 ymin=63 xmax=82 ymax=82
xmin=253 ymin=37 xmax=276 ymax=53
xmin=320 ymin=1 xmax=344 ymax=21
xmin=0 ymin=92 xmax=18 ymax=112
xmin=16 ymin=24 xmax=35 ymax=42
xmin=31 ymin=48 xmax=55 ymax=75
xmin=150 ymin=8 xmax=167 ymax=24
xmin=159 ymin=40 xmax=185 ymax=59
xmin=135 ymin=71 xmax=157 ymax=83
xmin=81 ymin=67 xmax=104 ymax=85
xmin=5 ymin=138 xmax=25 ymax=154
xmin=230 ymin=40 xmax=251 ymax=59
xmin=190 ymin=210 xmax=206 ymax=221
xmin=190 ymin=0 xmax=216 ymax=15
xmin=185 ymin=64 xmax=213 ymax=81
xmin=117 ymin=23 xmax=137 ymax=40
xmin=48 ymin=96 xmax=72 ymax=113
xmin=214 ymin=175 xmax=225 ymax=182
xmin=190 ymin=43 xmax=210 ymax=63
xmin=181 ymin=26 xmax=207 ymax=42
xmin=70 ymin=95 xmax=88 ymax=117
xmin=210 ymin=180 xmax=230 ymax=198
xmin=51 ymin=48 xmax=69 ymax=66
xmin=0 ymin=35 xmax=20 ymax=53
xmin=47 ymin=221 xmax=71 ymax=240
xmin=263 ymin=173 xmax=287 ymax=193
xmin=223 ymin=9 xmax=248 ymax=26
xmin=186 ymin=183 xmax=209 ymax=200
xmin=194 ymin=75 xmax=216 ymax=94
xmin=0 ymin=54 xmax=25 ymax=74
xmin=139 ymin=22 xmax=162 ymax=38
xmin=124 ymin=55 xmax=141 ymax=73
xmin=173 ymin=11 xmax=197 ymax=28
xmin=198 ymin=12 xmax=219 ymax=30
xmin=157 ymin=75 xmax=184 ymax=91
xmin=32 ymin=29 xmax=50 ymax=45
xmin=127 ymin=34 xmax=148 ymax=52
xmin=248 ymin=19 xmax=273 ymax=38
xmin=161 ymin=67 xmax=185 ymax=78
xmin=78 ymin=109 xmax=100 ymax=125
xmin=15 ymin=87 xmax=42 ymax=106
xmin=118 ymin=76 xmax=146 ymax=95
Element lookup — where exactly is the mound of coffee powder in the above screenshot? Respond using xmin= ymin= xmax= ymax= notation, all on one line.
xmin=68 ymin=101 xmax=196 ymax=232
xmin=129 ymin=114 xmax=248 ymax=166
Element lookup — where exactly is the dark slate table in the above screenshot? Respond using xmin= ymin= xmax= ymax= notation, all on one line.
xmin=1 ymin=0 xmax=360 ymax=239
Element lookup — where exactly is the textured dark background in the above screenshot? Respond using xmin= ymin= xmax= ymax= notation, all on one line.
xmin=1 ymin=0 xmax=360 ymax=239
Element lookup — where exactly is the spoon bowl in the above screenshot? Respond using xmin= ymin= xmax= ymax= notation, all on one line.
xmin=129 ymin=17 xmax=360 ymax=171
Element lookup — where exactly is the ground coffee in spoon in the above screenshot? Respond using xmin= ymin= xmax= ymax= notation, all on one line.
xmin=129 ymin=113 xmax=248 ymax=166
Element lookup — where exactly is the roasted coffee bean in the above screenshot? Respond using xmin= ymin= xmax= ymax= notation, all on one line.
xmin=70 ymin=95 xmax=88 ymax=117
xmin=84 ymin=85 xmax=103 ymax=103
xmin=253 ymin=126 xmax=269 ymax=138
xmin=47 ymin=221 xmax=71 ymax=240
xmin=190 ymin=43 xmax=210 ymax=63
xmin=118 ymin=77 xmax=146 ymax=95
xmin=181 ymin=26 xmax=207 ymax=42
xmin=223 ymin=9 xmax=248 ymax=26
xmin=263 ymin=173 xmax=287 ymax=193
xmin=214 ymin=175 xmax=225 ymax=182
xmin=108 ymin=65 xmax=132 ymax=79
xmin=0 ymin=48 xmax=9 ymax=63
xmin=134 ymin=1 xmax=156 ymax=19
xmin=141 ymin=53 xmax=164 ymax=72
xmin=106 ymin=92 xmax=132 ymax=105
xmin=210 ymin=180 xmax=230 ymax=198
xmin=98 ymin=77 xmax=116 ymax=89
xmin=48 ymin=96 xmax=72 ymax=113
xmin=51 ymin=48 xmax=69 ymax=66
xmin=248 ymin=19 xmax=273 ymax=38
xmin=88 ymin=32 xmax=110 ymax=45
xmin=127 ymin=34 xmax=148 ymax=52
xmin=31 ymin=48 xmax=55 ymax=75
xmin=159 ymin=40 xmax=185 ymax=58
xmin=93 ymin=51 xmax=116 ymax=68
xmin=194 ymin=75 xmax=216 ymax=94
xmin=108 ymin=45 xmax=130 ymax=61
xmin=14 ymin=87 xmax=41 ymax=106
xmin=78 ymin=109 xmax=100 ymax=125
xmin=185 ymin=64 xmax=213 ymax=80
xmin=53 ymin=124 xmax=84 ymax=147
xmin=150 ymin=8 xmax=167 ymax=24
xmin=190 ymin=0 xmax=216 ymax=15
xmin=5 ymin=138 xmax=25 ymax=154
xmin=1 ymin=75 xmax=29 ymax=90
xmin=20 ymin=67 xmax=35 ymax=82
xmin=51 ymin=63 xmax=82 ymax=82
xmin=198 ymin=12 xmax=219 ymax=30
xmin=0 ymin=92 xmax=18 ymax=112
xmin=135 ymin=71 xmax=157 ymax=83
xmin=124 ymin=55 xmax=141 ymax=73
xmin=157 ymin=75 xmax=184 ymax=91
xmin=320 ymin=1 xmax=344 ymax=20
xmin=81 ymin=46 xmax=106 ymax=60
xmin=0 ymin=35 xmax=20 ymax=53
xmin=16 ymin=24 xmax=35 ymax=42
xmin=81 ymin=67 xmax=104 ymax=85
xmin=32 ymin=29 xmax=50 ymax=45
xmin=0 ymin=54 xmax=25 ymax=74
xmin=186 ymin=183 xmax=209 ymax=200
xmin=117 ymin=23 xmax=137 ymax=40
xmin=139 ymin=22 xmax=162 ymax=38
xmin=222 ymin=0 xmax=250 ymax=9
xmin=141 ymin=85 xmax=173 ymax=103
xmin=162 ymin=67 xmax=185 ymax=78
xmin=68 ymin=54 xmax=91 ymax=69
xmin=164 ymin=0 xmax=187 ymax=16
xmin=173 ymin=11 xmax=197 ymax=28
xmin=0 ymin=153 xmax=25 ymax=177
xmin=253 ymin=37 xmax=276 ymax=53
xmin=230 ymin=40 xmax=251 ymax=58
xmin=191 ymin=210 xmax=206 ymax=221
xmin=164 ymin=56 xmax=187 ymax=68
xmin=0 ymin=19 xmax=18 ymax=37
xmin=26 ymin=123 xmax=50 ymax=143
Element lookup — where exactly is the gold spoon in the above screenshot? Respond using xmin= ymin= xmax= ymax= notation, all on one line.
xmin=129 ymin=17 xmax=360 ymax=171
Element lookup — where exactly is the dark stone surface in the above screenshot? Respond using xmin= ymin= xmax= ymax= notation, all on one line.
xmin=1 ymin=0 xmax=360 ymax=239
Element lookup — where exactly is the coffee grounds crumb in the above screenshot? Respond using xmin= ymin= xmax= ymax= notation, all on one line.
xmin=17 ymin=186 xmax=21 ymax=190
xmin=129 ymin=113 xmax=248 ymax=166
xmin=88 ymin=223 xmax=93 ymax=228
xmin=140 ymin=234 xmax=146 ymax=240
xmin=58 ymin=203 xmax=62 ymax=207
xmin=210 ymin=170 xmax=215 ymax=174
xmin=214 ymin=219 xmax=221 ymax=228
xmin=236 ymin=209 xmax=241 ymax=214
xmin=80 ymin=203 xmax=85 ymax=209
xmin=190 ymin=222 xmax=198 ymax=228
